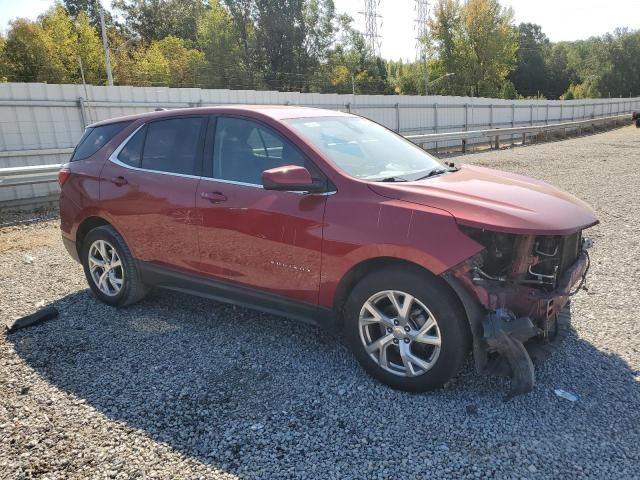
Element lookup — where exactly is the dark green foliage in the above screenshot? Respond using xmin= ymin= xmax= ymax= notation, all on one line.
xmin=2 ymin=0 xmax=638 ymax=99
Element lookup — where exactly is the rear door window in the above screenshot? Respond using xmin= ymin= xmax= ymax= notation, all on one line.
xmin=72 ymin=121 xmax=130 ymax=161
xmin=141 ymin=117 xmax=205 ymax=175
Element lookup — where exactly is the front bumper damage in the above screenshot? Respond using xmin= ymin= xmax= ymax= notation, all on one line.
xmin=442 ymin=239 xmax=591 ymax=399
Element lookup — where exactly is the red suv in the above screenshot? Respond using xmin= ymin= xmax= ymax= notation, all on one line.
xmin=59 ymin=106 xmax=597 ymax=394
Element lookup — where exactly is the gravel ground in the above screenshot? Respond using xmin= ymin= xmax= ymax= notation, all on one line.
xmin=1 ymin=126 xmax=639 ymax=479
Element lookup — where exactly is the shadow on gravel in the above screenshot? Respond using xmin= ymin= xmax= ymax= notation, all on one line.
xmin=8 ymin=288 xmax=640 ymax=477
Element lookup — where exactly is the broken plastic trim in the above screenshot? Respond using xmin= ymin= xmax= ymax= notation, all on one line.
xmin=482 ymin=309 xmax=541 ymax=400
xmin=5 ymin=307 xmax=58 ymax=333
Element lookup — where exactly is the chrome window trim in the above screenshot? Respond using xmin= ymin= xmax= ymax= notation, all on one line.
xmin=199 ymin=176 xmax=336 ymax=196
xmin=199 ymin=176 xmax=264 ymax=189
xmin=108 ymin=123 xmax=203 ymax=181
xmin=108 ymin=121 xmax=337 ymax=196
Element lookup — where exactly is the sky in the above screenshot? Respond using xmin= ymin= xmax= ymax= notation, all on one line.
xmin=1 ymin=0 xmax=640 ymax=61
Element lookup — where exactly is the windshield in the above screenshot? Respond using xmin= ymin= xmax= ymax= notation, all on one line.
xmin=284 ymin=116 xmax=442 ymax=181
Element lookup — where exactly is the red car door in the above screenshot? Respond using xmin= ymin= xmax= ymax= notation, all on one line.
xmin=100 ymin=116 xmax=207 ymax=272
xmin=195 ymin=116 xmax=328 ymax=305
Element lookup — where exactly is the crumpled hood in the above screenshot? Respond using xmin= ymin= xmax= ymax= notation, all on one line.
xmin=368 ymin=164 xmax=598 ymax=235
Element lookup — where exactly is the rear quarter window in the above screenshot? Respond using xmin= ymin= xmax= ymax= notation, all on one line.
xmin=71 ymin=121 xmax=130 ymax=161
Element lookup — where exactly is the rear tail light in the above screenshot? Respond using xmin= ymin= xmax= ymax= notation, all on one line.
xmin=58 ymin=164 xmax=71 ymax=186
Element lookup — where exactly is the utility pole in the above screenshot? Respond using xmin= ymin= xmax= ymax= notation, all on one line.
xmin=415 ymin=1 xmax=429 ymax=95
xmin=99 ymin=9 xmax=113 ymax=86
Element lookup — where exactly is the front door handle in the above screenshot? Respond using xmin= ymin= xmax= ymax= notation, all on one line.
xmin=200 ymin=191 xmax=228 ymax=203
xmin=110 ymin=176 xmax=128 ymax=186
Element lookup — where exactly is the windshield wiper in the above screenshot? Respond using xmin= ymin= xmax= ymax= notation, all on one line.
xmin=415 ymin=168 xmax=447 ymax=181
xmin=377 ymin=176 xmax=409 ymax=182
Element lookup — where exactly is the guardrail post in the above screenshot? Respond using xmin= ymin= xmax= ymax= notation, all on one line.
xmin=434 ymin=103 xmax=439 ymax=153
xmin=464 ymin=103 xmax=469 ymax=131
xmin=434 ymin=103 xmax=439 ymax=133
xmin=463 ymin=103 xmax=469 ymax=153
xmin=545 ymin=104 xmax=549 ymax=125
xmin=511 ymin=103 xmax=515 ymax=145
xmin=530 ymin=104 xmax=533 ymax=126
xmin=395 ymin=103 xmax=400 ymax=133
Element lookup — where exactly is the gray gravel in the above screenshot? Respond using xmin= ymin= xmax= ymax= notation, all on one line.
xmin=1 ymin=126 xmax=639 ymax=479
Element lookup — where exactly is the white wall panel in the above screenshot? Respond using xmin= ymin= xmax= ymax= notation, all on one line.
xmin=1 ymin=82 xmax=638 ymax=203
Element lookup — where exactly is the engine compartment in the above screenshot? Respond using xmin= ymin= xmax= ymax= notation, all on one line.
xmin=443 ymin=226 xmax=592 ymax=398
xmin=451 ymin=227 xmax=588 ymax=335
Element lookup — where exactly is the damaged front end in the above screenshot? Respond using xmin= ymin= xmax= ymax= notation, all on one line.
xmin=443 ymin=228 xmax=592 ymax=399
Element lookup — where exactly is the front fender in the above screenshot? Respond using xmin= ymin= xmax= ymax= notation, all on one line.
xmin=318 ymin=196 xmax=484 ymax=307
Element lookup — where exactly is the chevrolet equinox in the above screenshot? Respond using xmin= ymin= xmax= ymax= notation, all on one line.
xmin=59 ymin=106 xmax=597 ymax=395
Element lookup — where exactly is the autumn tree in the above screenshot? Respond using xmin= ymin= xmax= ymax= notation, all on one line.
xmin=427 ymin=0 xmax=517 ymax=97
xmin=2 ymin=5 xmax=104 ymax=83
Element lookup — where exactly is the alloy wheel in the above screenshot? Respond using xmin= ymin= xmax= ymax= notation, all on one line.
xmin=358 ymin=290 xmax=441 ymax=377
xmin=88 ymin=239 xmax=124 ymax=297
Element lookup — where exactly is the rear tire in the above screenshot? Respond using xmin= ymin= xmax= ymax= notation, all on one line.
xmin=344 ymin=266 xmax=470 ymax=392
xmin=81 ymin=225 xmax=149 ymax=307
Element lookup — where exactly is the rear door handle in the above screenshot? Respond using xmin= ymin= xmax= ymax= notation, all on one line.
xmin=200 ymin=191 xmax=228 ymax=203
xmin=110 ymin=176 xmax=128 ymax=186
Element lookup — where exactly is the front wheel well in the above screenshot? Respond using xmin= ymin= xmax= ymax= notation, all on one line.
xmin=332 ymin=257 xmax=468 ymax=331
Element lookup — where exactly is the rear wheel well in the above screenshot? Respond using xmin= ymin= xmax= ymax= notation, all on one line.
xmin=333 ymin=258 xmax=468 ymax=330
xmin=75 ymin=216 xmax=111 ymax=257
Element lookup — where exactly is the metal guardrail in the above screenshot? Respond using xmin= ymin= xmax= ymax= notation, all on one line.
xmin=0 ymin=112 xmax=632 ymax=192
xmin=405 ymin=113 xmax=631 ymax=151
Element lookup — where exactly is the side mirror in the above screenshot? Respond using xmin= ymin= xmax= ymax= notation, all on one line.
xmin=262 ymin=165 xmax=324 ymax=193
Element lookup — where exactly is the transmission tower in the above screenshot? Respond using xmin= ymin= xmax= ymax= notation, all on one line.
xmin=415 ymin=0 xmax=429 ymax=94
xmin=414 ymin=0 xmax=429 ymax=61
xmin=361 ymin=0 xmax=382 ymax=57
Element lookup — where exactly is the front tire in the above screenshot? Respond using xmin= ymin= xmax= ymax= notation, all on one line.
xmin=344 ymin=266 xmax=471 ymax=392
xmin=81 ymin=225 xmax=149 ymax=307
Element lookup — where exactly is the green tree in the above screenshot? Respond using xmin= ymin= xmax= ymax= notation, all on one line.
xmin=250 ymin=0 xmax=337 ymax=91
xmin=0 ymin=35 xmax=8 ymax=82
xmin=3 ymin=19 xmax=50 ymax=82
xmin=112 ymin=0 xmax=207 ymax=43
xmin=511 ymin=23 xmax=548 ymax=97
xmin=599 ymin=29 xmax=640 ymax=97
xmin=427 ymin=0 xmax=517 ymax=97
xmin=388 ymin=60 xmax=428 ymax=95
xmin=197 ymin=1 xmax=246 ymax=88
xmin=427 ymin=0 xmax=461 ymax=95
xmin=459 ymin=0 xmax=518 ymax=96
xmin=561 ymin=81 xmax=600 ymax=100
xmin=3 ymin=5 xmax=104 ymax=84
xmin=543 ymin=43 xmax=574 ymax=98
xmin=132 ymin=36 xmax=205 ymax=86
xmin=63 ymin=0 xmax=113 ymax=30
xmin=313 ymin=15 xmax=392 ymax=94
